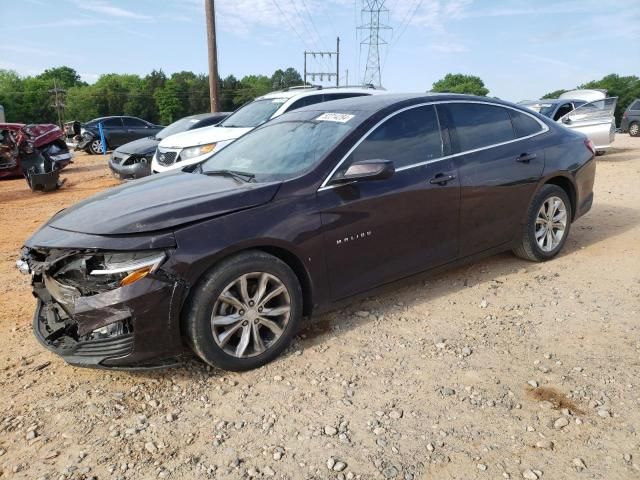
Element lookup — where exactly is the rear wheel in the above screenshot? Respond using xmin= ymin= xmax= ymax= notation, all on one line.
xmin=184 ymin=251 xmax=303 ymax=371
xmin=513 ymin=184 xmax=572 ymax=262
xmin=629 ymin=122 xmax=639 ymax=137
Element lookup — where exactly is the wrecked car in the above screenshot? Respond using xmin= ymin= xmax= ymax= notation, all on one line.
xmin=18 ymin=94 xmax=595 ymax=371
xmin=76 ymin=116 xmax=164 ymax=155
xmin=0 ymin=123 xmax=73 ymax=191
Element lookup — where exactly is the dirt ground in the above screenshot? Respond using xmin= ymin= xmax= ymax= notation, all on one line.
xmin=0 ymin=136 xmax=639 ymax=480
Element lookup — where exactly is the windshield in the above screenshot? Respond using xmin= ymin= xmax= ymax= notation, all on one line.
xmin=201 ymin=118 xmax=355 ymax=181
xmin=219 ymin=98 xmax=287 ymax=128
xmin=156 ymin=117 xmax=201 ymax=140
xmin=520 ymin=102 xmax=556 ymax=117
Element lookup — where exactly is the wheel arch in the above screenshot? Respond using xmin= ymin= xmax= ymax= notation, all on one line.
xmin=181 ymin=243 xmax=315 ymax=321
xmin=542 ymin=175 xmax=577 ymax=221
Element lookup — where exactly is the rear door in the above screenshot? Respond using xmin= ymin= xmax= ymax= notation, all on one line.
xmin=318 ymin=104 xmax=460 ymax=300
xmin=122 ymin=117 xmax=151 ymax=143
xmin=439 ymin=102 xmax=547 ymax=257
xmin=560 ymin=97 xmax=617 ymax=149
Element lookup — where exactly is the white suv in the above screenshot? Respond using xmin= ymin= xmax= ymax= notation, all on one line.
xmin=151 ymin=86 xmax=383 ymax=173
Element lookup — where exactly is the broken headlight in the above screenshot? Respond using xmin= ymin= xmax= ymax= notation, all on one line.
xmin=52 ymin=251 xmax=166 ymax=295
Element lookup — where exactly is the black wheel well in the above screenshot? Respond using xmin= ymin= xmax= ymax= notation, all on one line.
xmin=545 ymin=176 xmax=576 ymax=220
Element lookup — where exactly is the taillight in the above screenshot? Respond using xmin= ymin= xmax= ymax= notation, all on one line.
xmin=585 ymin=138 xmax=595 ymax=155
xmin=623 ymin=111 xmax=627 ymax=118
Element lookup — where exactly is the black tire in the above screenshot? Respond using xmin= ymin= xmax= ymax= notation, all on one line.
xmin=629 ymin=122 xmax=639 ymax=137
xmin=183 ymin=251 xmax=303 ymax=371
xmin=513 ymin=184 xmax=572 ymax=262
xmin=89 ymin=138 xmax=104 ymax=155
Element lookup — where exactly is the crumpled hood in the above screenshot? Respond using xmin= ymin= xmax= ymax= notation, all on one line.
xmin=115 ymin=137 xmax=159 ymax=156
xmin=159 ymin=125 xmax=253 ymax=149
xmin=45 ymin=171 xmax=281 ymax=235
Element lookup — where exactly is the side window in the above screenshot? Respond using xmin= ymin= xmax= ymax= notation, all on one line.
xmin=554 ymin=103 xmax=574 ymax=120
xmin=286 ymin=94 xmax=325 ymax=112
xmin=102 ymin=118 xmax=122 ymax=128
xmin=510 ymin=110 xmax=544 ymax=138
xmin=122 ymin=117 xmax=147 ymax=128
xmin=443 ymin=103 xmax=514 ymax=152
xmin=631 ymin=100 xmax=640 ymax=111
xmin=342 ymin=105 xmax=442 ymax=171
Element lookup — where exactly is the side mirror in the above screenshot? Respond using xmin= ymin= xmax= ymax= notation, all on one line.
xmin=331 ymin=159 xmax=395 ymax=184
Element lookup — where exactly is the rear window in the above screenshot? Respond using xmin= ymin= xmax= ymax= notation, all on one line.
xmin=443 ymin=103 xmax=515 ymax=152
xmin=509 ymin=110 xmax=544 ymax=138
xmin=630 ymin=100 xmax=640 ymax=111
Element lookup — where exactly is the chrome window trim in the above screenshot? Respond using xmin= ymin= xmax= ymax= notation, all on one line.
xmin=318 ymin=100 xmax=549 ymax=191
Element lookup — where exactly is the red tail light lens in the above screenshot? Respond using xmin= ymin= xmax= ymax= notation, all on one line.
xmin=585 ymin=139 xmax=595 ymax=155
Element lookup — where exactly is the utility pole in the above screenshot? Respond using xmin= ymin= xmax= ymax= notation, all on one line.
xmin=303 ymin=37 xmax=340 ymax=86
xmin=205 ymin=0 xmax=220 ymax=112
xmin=49 ymin=78 xmax=66 ymax=128
xmin=358 ymin=1 xmax=391 ymax=87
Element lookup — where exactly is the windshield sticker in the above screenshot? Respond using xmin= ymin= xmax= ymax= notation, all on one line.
xmin=315 ymin=113 xmax=355 ymax=123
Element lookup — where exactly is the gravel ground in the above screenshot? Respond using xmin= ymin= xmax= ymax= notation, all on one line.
xmin=0 ymin=135 xmax=639 ymax=480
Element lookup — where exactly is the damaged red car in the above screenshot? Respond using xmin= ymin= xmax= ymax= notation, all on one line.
xmin=0 ymin=123 xmax=73 ymax=191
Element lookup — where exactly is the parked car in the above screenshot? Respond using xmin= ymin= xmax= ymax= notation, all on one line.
xmin=520 ymin=89 xmax=617 ymax=155
xmin=109 ymin=112 xmax=230 ymax=180
xmin=152 ymin=86 xmax=383 ymax=173
xmin=1 ymin=123 xmax=73 ymax=191
xmin=620 ymin=99 xmax=640 ymax=137
xmin=518 ymin=99 xmax=587 ymax=121
xmin=76 ymin=116 xmax=164 ymax=155
xmin=18 ymin=94 xmax=596 ymax=371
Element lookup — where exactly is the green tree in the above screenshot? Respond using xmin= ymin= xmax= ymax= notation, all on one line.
xmin=431 ymin=73 xmax=489 ymax=96
xmin=65 ymin=84 xmax=99 ymax=121
xmin=541 ymin=89 xmax=568 ymax=99
xmin=271 ymin=67 xmax=303 ymax=90
xmin=234 ymin=75 xmax=272 ymax=106
xmin=155 ymin=79 xmax=188 ymax=124
xmin=579 ymin=74 xmax=640 ymax=124
xmin=37 ymin=66 xmax=85 ymax=89
xmin=0 ymin=69 xmax=25 ymax=122
xmin=220 ymin=74 xmax=240 ymax=111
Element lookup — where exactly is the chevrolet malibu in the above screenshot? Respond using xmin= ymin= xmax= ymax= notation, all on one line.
xmin=18 ymin=94 xmax=596 ymax=371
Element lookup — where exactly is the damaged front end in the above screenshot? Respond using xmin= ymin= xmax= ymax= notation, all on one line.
xmin=19 ymin=247 xmax=186 ymax=369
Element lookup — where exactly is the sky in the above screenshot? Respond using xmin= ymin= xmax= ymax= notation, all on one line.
xmin=1 ymin=0 xmax=638 ymax=101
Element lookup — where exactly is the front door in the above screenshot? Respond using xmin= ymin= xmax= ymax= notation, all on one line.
xmin=560 ymin=98 xmax=617 ymax=150
xmin=317 ymin=104 xmax=460 ymax=300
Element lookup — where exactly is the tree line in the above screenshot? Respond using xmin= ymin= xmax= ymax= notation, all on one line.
xmin=0 ymin=66 xmax=303 ymax=125
xmin=1 ymin=67 xmax=636 ymax=126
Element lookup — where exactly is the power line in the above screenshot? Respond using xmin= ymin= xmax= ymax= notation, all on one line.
xmin=271 ymin=0 xmax=313 ymax=52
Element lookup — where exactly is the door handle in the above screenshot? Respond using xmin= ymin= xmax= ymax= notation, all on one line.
xmin=429 ymin=173 xmax=456 ymax=185
xmin=516 ymin=153 xmax=537 ymax=163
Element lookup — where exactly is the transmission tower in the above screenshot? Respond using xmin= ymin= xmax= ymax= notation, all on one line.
xmin=358 ymin=0 xmax=391 ymax=87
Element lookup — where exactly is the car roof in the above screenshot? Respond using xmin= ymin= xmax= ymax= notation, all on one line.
xmin=290 ymin=92 xmax=520 ymax=115
xmin=258 ymin=86 xmax=383 ymax=101
xmin=186 ymin=112 xmax=231 ymax=120
xmin=520 ymin=99 xmax=585 ymax=105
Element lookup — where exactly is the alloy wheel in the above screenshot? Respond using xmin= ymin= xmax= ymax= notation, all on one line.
xmin=91 ymin=139 xmax=103 ymax=154
xmin=630 ymin=123 xmax=639 ymax=136
xmin=535 ymin=196 xmax=567 ymax=252
xmin=210 ymin=272 xmax=291 ymax=358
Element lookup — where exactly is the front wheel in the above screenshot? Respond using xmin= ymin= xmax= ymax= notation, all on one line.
xmin=629 ymin=122 xmax=639 ymax=137
xmin=513 ymin=184 xmax=572 ymax=262
xmin=89 ymin=138 xmax=104 ymax=155
xmin=183 ymin=251 xmax=303 ymax=371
